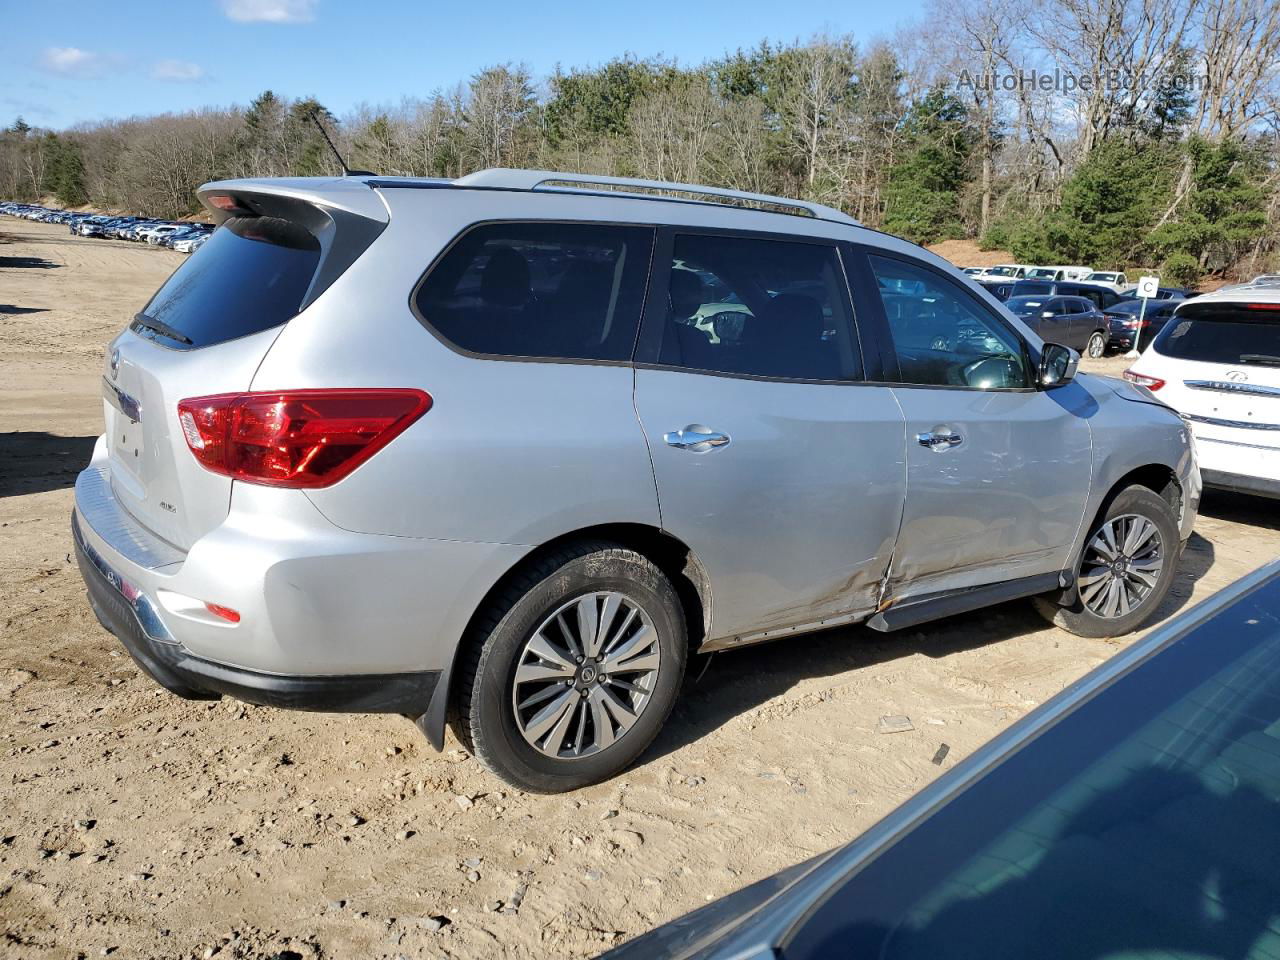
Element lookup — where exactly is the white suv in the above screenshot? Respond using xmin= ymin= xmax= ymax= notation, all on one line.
xmin=1126 ymin=287 xmax=1280 ymax=499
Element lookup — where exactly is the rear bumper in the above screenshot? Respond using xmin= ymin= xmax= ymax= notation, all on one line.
xmin=1201 ymin=469 xmax=1280 ymax=500
xmin=73 ymin=511 xmax=439 ymax=713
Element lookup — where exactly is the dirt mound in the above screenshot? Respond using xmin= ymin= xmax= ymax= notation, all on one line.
xmin=926 ymin=238 xmax=1013 ymax=268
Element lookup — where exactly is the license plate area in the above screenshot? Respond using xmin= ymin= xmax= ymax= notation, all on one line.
xmin=103 ymin=376 xmax=145 ymax=465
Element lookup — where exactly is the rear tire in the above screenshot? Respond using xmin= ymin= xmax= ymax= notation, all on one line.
xmin=451 ymin=542 xmax=687 ymax=793
xmin=1034 ymin=485 xmax=1179 ymax=638
xmin=1086 ymin=331 xmax=1107 ymax=358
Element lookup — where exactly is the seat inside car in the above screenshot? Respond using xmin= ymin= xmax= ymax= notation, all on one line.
xmin=745 ymin=292 xmax=837 ymax=379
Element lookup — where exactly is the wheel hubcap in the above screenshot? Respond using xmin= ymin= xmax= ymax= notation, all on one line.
xmin=1089 ymin=335 xmax=1104 ymax=357
xmin=511 ymin=592 xmax=660 ymax=759
xmin=1079 ymin=514 xmax=1164 ymax=619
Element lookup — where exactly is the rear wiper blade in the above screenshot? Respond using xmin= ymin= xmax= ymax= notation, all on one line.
xmin=1240 ymin=354 xmax=1280 ymax=366
xmin=132 ymin=313 xmax=193 ymax=345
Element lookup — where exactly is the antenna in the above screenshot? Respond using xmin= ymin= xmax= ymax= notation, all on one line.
xmin=309 ymin=111 xmax=375 ymax=177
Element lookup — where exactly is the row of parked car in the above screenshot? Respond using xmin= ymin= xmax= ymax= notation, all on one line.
xmin=961 ymin=263 xmax=1203 ymax=355
xmin=0 ymin=201 xmax=213 ymax=253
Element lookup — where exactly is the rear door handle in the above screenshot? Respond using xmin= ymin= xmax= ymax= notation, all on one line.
xmin=917 ymin=431 xmax=963 ymax=451
xmin=664 ymin=425 xmax=731 ymax=453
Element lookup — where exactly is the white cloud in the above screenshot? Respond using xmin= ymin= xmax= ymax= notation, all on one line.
xmin=38 ymin=47 xmax=100 ymax=74
xmin=152 ymin=59 xmax=206 ymax=82
xmin=220 ymin=0 xmax=317 ymax=22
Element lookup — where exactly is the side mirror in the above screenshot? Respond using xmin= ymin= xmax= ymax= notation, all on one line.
xmin=1039 ymin=342 xmax=1079 ymax=388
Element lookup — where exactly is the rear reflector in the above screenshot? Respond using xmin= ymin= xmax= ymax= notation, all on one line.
xmin=1123 ymin=370 xmax=1166 ymax=391
xmin=177 ymin=389 xmax=431 ymax=488
xmin=204 ymin=602 xmax=241 ymax=623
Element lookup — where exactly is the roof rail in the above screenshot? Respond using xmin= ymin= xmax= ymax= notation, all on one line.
xmin=452 ymin=168 xmax=860 ymax=226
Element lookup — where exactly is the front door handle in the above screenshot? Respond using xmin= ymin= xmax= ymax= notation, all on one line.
xmin=664 ymin=424 xmax=731 ymax=453
xmin=917 ymin=430 xmax=963 ymax=451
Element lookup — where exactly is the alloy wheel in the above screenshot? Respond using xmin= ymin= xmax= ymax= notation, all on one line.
xmin=1078 ymin=514 xmax=1164 ymax=619
xmin=1088 ymin=332 xmax=1106 ymax=358
xmin=511 ymin=592 xmax=661 ymax=759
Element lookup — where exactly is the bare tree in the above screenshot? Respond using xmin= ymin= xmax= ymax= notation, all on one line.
xmin=461 ymin=64 xmax=536 ymax=171
xmin=773 ymin=35 xmax=858 ymax=191
xmin=1196 ymin=0 xmax=1280 ymax=141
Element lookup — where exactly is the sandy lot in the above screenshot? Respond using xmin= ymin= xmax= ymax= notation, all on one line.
xmin=2 ymin=218 xmax=1277 ymax=960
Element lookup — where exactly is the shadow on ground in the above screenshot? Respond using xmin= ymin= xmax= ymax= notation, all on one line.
xmin=649 ymin=599 xmax=1052 ymax=763
xmin=649 ymin=526 xmax=1220 ymax=763
xmin=0 ymin=305 xmax=48 ymax=315
xmin=1200 ymin=489 xmax=1280 ymax=532
xmin=0 ymin=433 xmax=96 ymax=497
xmin=0 ymin=256 xmax=59 ymax=269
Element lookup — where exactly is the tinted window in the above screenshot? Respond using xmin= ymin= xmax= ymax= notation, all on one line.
xmin=785 ymin=571 xmax=1280 ymax=960
xmin=415 ymin=222 xmax=654 ymax=361
xmin=1107 ymin=300 xmax=1146 ymax=316
xmin=657 ymin=234 xmax=858 ymax=380
xmin=1064 ymin=298 xmax=1088 ymax=314
xmin=871 ymin=255 xmax=1029 ymax=389
xmin=1154 ymin=307 xmax=1280 ymax=367
xmin=1014 ymin=281 xmax=1054 ymax=296
xmin=1005 ymin=296 xmax=1048 ymax=316
xmin=138 ymin=217 xmax=319 ymax=348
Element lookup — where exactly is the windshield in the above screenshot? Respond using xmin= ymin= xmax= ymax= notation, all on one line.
xmin=786 ymin=569 xmax=1280 ymax=960
xmin=989 ymin=266 xmax=1019 ymax=277
xmin=1027 ymin=269 xmax=1057 ymax=279
xmin=1153 ymin=307 xmax=1280 ymax=366
xmin=1086 ymin=272 xmax=1116 ymax=282
xmin=1005 ymin=297 xmax=1047 ymax=315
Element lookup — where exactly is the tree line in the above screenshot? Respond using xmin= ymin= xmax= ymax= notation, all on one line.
xmin=3 ymin=0 xmax=1277 ymax=284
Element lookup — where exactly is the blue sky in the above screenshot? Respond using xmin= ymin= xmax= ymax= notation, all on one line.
xmin=4 ymin=0 xmax=926 ymax=130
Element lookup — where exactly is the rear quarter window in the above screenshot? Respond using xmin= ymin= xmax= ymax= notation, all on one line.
xmin=137 ymin=216 xmax=320 ymax=348
xmin=413 ymin=222 xmax=655 ymax=362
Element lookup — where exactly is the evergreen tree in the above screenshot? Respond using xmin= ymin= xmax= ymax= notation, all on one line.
xmin=41 ymin=133 xmax=88 ymax=206
xmin=882 ymin=89 xmax=975 ymax=244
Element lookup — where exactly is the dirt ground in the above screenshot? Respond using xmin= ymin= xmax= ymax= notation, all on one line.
xmin=2 ymin=218 xmax=1277 ymax=960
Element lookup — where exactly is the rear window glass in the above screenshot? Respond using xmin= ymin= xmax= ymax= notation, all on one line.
xmin=1154 ymin=308 xmax=1280 ymax=367
xmin=414 ymin=222 xmax=655 ymax=361
xmin=1006 ymin=297 xmax=1046 ymax=314
xmin=137 ymin=217 xmax=320 ymax=348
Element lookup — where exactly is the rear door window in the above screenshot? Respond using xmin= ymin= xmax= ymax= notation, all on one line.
xmin=137 ymin=216 xmax=320 ymax=348
xmin=414 ymin=222 xmax=654 ymax=361
xmin=655 ymin=232 xmax=859 ymax=380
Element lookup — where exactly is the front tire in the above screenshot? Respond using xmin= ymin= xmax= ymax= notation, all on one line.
xmin=1034 ymin=485 xmax=1179 ymax=638
xmin=1086 ymin=331 xmax=1107 ymax=358
xmin=452 ymin=542 xmax=687 ymax=793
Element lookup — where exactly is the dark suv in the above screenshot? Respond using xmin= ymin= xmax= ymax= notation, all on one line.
xmin=1010 ymin=279 xmax=1124 ymax=312
xmin=1005 ymin=295 xmax=1111 ymax=357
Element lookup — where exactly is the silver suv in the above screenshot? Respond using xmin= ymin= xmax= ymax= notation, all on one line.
xmin=73 ymin=170 xmax=1201 ymax=792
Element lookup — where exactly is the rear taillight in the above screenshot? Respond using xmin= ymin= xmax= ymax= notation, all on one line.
xmin=1123 ymin=370 xmax=1166 ymax=391
xmin=177 ymin=389 xmax=431 ymax=488
xmin=1244 ymin=303 xmax=1280 ymax=311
